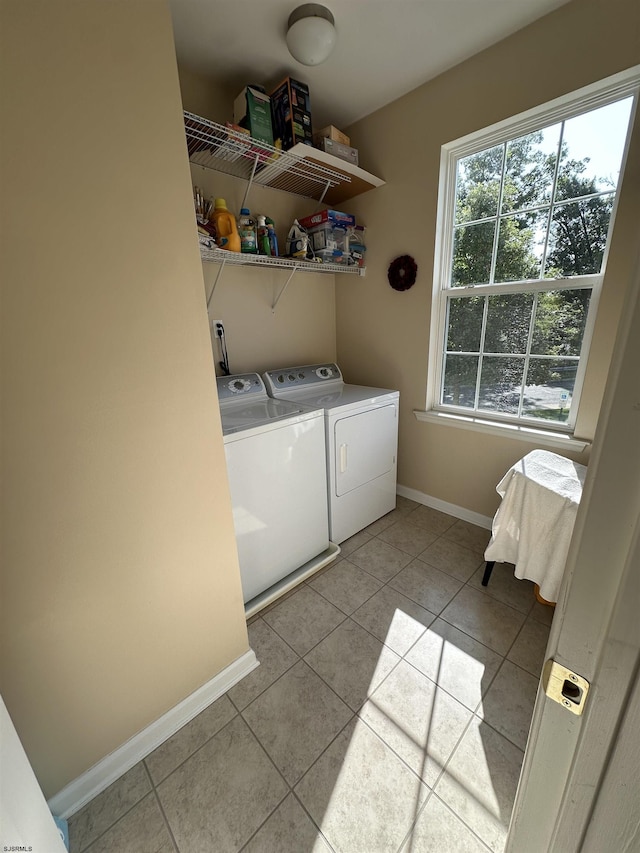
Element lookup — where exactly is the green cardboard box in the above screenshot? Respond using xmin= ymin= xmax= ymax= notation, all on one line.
xmin=233 ymin=86 xmax=274 ymax=146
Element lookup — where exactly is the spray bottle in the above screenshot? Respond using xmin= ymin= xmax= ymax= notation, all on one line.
xmin=256 ymin=215 xmax=271 ymax=256
xmin=265 ymin=216 xmax=279 ymax=257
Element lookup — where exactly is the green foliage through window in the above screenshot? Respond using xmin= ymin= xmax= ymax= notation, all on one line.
xmin=439 ymin=95 xmax=633 ymax=426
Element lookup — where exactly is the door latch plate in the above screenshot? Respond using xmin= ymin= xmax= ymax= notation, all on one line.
xmin=543 ymin=659 xmax=590 ymax=715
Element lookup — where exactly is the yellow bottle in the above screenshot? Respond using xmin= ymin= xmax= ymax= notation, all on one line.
xmin=211 ymin=198 xmax=241 ymax=252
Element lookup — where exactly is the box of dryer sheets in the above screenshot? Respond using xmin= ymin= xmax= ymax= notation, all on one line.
xmin=298 ymin=209 xmax=356 ymax=229
xmin=270 ymin=76 xmax=313 ymax=150
xmin=313 ymin=125 xmax=350 ymax=146
xmin=233 ymin=86 xmax=273 ymax=146
xmin=317 ymin=137 xmax=359 ymax=166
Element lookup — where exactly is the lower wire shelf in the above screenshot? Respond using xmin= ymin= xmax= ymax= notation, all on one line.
xmin=200 ymin=245 xmax=365 ymax=276
xmin=201 ymin=245 xmax=366 ymax=311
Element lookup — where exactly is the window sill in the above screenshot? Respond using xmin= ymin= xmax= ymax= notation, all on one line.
xmin=413 ymin=409 xmax=590 ymax=452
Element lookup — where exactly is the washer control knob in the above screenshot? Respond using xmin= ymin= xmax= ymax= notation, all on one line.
xmin=288 ymin=373 xmax=296 ymax=382
xmin=229 ymin=378 xmax=250 ymax=393
xmin=277 ymin=374 xmax=285 ymax=383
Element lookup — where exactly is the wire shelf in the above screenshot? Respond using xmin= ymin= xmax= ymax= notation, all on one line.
xmin=184 ymin=112 xmax=351 ymax=201
xmin=200 ymin=245 xmax=364 ymax=276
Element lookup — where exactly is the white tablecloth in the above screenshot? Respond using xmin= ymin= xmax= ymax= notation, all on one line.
xmin=484 ymin=449 xmax=587 ymax=603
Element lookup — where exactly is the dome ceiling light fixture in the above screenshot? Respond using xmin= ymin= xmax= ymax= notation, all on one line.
xmin=286 ymin=4 xmax=337 ymax=67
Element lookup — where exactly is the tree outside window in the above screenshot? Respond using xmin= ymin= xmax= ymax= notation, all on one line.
xmin=435 ymin=94 xmax=633 ymax=428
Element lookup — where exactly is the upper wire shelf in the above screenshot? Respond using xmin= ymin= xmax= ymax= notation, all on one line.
xmin=184 ymin=112 xmax=350 ymax=201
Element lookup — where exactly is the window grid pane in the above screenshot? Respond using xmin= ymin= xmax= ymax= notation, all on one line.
xmin=442 ymin=286 xmax=592 ymax=424
xmin=545 ymin=195 xmax=614 ymax=278
xmin=447 ymin=98 xmax=632 ymax=289
xmin=438 ymin=93 xmax=633 ymax=428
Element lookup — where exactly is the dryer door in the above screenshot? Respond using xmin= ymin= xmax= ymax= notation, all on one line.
xmin=334 ymin=404 xmax=397 ymax=496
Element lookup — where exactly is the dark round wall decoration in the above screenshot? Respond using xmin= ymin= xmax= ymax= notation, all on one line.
xmin=387 ymin=255 xmax=418 ymax=291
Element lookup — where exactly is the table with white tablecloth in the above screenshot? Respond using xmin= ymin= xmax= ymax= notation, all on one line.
xmin=484 ymin=449 xmax=587 ymax=603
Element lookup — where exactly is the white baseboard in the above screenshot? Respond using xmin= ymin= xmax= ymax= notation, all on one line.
xmin=48 ymin=648 xmax=259 ymax=820
xmin=397 ymin=484 xmax=493 ymax=530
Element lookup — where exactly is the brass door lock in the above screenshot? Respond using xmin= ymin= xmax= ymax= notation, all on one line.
xmin=543 ymin=660 xmax=590 ymax=715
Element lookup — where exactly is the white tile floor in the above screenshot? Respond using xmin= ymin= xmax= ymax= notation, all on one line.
xmin=69 ymin=498 xmax=552 ymax=853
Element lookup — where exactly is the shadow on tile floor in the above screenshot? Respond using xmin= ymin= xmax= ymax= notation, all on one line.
xmin=68 ymin=501 xmax=553 ymax=853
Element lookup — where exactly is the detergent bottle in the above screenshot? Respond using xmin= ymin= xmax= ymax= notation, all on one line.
xmin=211 ymin=199 xmax=241 ymax=252
xmin=238 ymin=207 xmax=258 ymax=254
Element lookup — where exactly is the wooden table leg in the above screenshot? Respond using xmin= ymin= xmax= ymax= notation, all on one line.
xmin=534 ymin=584 xmax=556 ymax=606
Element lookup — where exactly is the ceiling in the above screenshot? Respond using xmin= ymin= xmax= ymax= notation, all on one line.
xmin=169 ymin=0 xmax=570 ymax=131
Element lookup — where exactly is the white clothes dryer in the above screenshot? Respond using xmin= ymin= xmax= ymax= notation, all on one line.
xmin=217 ymin=372 xmax=333 ymax=613
xmin=263 ymin=363 xmax=399 ymax=544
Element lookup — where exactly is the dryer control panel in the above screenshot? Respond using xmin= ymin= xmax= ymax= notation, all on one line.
xmin=263 ymin=363 xmax=343 ymax=393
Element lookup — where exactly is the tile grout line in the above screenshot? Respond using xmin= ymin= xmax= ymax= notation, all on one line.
xmin=70 ymin=775 xmax=154 ymax=853
xmin=288 ymin=789 xmax=339 ymax=853
xmin=363 ymin=515 xmax=537 ymax=850
xmin=142 ymin=761 xmax=181 ymax=853
xmin=237 ymin=649 xmax=358 ymax=768
xmin=228 ymin=621 xmax=302 ymax=712
xmin=245 ymin=511 xmax=538 ymax=851
xmin=243 ymin=511 xmax=516 ymax=851
xmin=217 ymin=714 xmax=294 ymax=846
xmin=240 ymin=599 xmax=436 ymax=842
xmin=397 ymin=651 xmax=501 ymax=720
xmin=467 ymin=574 xmax=538 ymax=619
xmin=190 ymin=514 xmax=537 ymax=849
xmin=291 ymin=524 xmax=527 ymax=701
xmin=343 ymin=713 xmax=435 ymax=853
xmin=140 ymin=713 xmax=244 ymax=793
xmin=299 ymin=615 xmax=406 ymax=712
xmin=428 ymin=791 xmax=495 ymax=853
xmin=394 ymin=788 xmax=436 ymax=853
xmin=352 ymin=682 xmax=500 ymax=853
xmin=72 ymin=506 xmax=536 ymax=851
xmin=305 ymin=562 xmax=386 ymax=618
xmin=239 ymin=684 xmax=360 ymax=822
xmin=261 ymin=610 xmax=349 ymax=659
xmin=233 ymin=786 xmax=291 ymax=852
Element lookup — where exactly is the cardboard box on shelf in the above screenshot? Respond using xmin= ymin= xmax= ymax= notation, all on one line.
xmin=313 ymin=125 xmax=350 ymax=146
xmin=298 ymin=209 xmax=356 ymax=229
xmin=233 ymin=86 xmax=273 ymax=146
xmin=270 ymin=76 xmax=313 ymax=151
xmin=317 ymin=137 xmax=359 ymax=166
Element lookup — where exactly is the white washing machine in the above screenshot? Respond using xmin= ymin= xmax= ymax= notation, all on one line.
xmin=263 ymin=364 xmax=399 ymax=544
xmin=217 ymin=372 xmax=334 ymax=613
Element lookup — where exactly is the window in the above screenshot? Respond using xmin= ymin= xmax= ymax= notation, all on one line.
xmin=427 ymin=74 xmax=637 ymax=438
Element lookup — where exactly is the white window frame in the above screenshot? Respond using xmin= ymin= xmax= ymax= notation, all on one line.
xmin=420 ymin=66 xmax=640 ymax=449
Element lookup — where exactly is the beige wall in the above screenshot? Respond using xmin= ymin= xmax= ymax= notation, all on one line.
xmin=338 ymin=0 xmax=640 ymax=517
xmin=179 ymin=67 xmax=338 ymax=375
xmin=0 ymin=0 xmax=248 ymax=799
xmin=178 ymin=63 xmax=231 ymax=123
